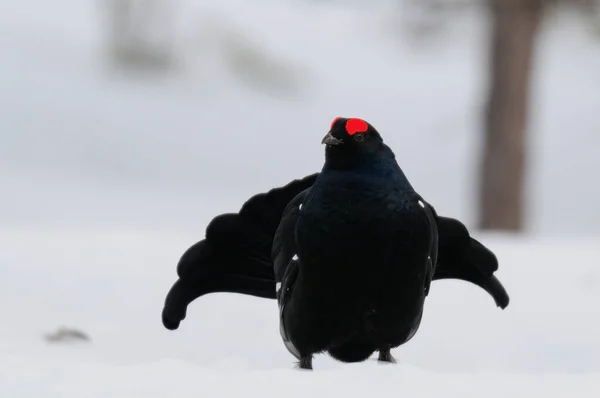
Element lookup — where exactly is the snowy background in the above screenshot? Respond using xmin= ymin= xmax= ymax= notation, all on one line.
xmin=1 ymin=0 xmax=599 ymax=396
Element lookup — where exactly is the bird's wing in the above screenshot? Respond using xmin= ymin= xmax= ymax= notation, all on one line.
xmin=162 ymin=173 xmax=318 ymax=330
xmin=417 ymin=196 xmax=439 ymax=297
xmin=422 ymin=200 xmax=510 ymax=309
xmin=277 ymin=257 xmax=302 ymax=360
xmin=272 ymin=188 xmax=310 ymax=284
xmin=270 ymin=190 xmax=308 ymax=360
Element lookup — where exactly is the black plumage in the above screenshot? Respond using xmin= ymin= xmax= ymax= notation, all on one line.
xmin=161 ymin=117 xmax=509 ymax=369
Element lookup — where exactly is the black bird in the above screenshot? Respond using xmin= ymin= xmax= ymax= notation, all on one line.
xmin=273 ymin=116 xmax=441 ymax=369
xmin=162 ymin=117 xmax=509 ymax=369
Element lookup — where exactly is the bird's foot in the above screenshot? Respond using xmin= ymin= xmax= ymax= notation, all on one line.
xmin=296 ymin=356 xmax=313 ymax=370
xmin=378 ymin=347 xmax=396 ymax=364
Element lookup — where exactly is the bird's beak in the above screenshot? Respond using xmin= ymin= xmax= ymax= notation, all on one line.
xmin=321 ymin=132 xmax=343 ymax=146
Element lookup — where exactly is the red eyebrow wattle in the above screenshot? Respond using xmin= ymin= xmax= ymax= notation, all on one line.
xmin=345 ymin=118 xmax=368 ymax=136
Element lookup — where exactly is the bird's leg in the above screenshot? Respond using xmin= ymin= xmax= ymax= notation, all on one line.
xmin=296 ymin=356 xmax=313 ymax=370
xmin=378 ymin=346 xmax=396 ymax=363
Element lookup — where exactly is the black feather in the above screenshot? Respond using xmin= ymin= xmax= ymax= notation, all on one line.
xmin=161 ymin=174 xmax=317 ymax=330
xmin=160 ymin=118 xmax=510 ymax=370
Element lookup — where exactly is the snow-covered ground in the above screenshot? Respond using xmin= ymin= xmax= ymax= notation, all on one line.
xmin=1 ymin=229 xmax=599 ymax=396
xmin=1 ymin=0 xmax=599 ymax=396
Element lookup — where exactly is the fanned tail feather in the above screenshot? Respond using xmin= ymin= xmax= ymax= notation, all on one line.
xmin=161 ymin=174 xmax=318 ymax=330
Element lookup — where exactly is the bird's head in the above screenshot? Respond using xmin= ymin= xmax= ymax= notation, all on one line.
xmin=321 ymin=116 xmax=392 ymax=170
xmin=322 ymin=116 xmax=383 ymax=150
xmin=320 ymin=116 xmax=412 ymax=186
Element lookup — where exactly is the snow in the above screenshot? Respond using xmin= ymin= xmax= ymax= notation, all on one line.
xmin=1 ymin=0 xmax=600 ymax=396
xmin=1 ymin=229 xmax=600 ymax=396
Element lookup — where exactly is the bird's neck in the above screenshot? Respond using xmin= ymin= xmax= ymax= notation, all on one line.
xmin=322 ymin=145 xmax=414 ymax=191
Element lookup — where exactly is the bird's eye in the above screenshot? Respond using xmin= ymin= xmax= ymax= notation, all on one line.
xmin=353 ymin=133 xmax=365 ymax=142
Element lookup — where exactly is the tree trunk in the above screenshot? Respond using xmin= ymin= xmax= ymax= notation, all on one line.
xmin=104 ymin=0 xmax=176 ymax=71
xmin=478 ymin=0 xmax=545 ymax=231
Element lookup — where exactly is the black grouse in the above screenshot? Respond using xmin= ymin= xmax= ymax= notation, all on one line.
xmin=162 ymin=117 xmax=510 ymax=370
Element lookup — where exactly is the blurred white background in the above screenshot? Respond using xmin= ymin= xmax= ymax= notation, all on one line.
xmin=1 ymin=1 xmax=599 ymax=396
xmin=1 ymin=0 xmax=598 ymax=235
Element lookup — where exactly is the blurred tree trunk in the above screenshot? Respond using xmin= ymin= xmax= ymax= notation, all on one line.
xmin=478 ymin=0 xmax=545 ymax=231
xmin=104 ymin=0 xmax=176 ymax=71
